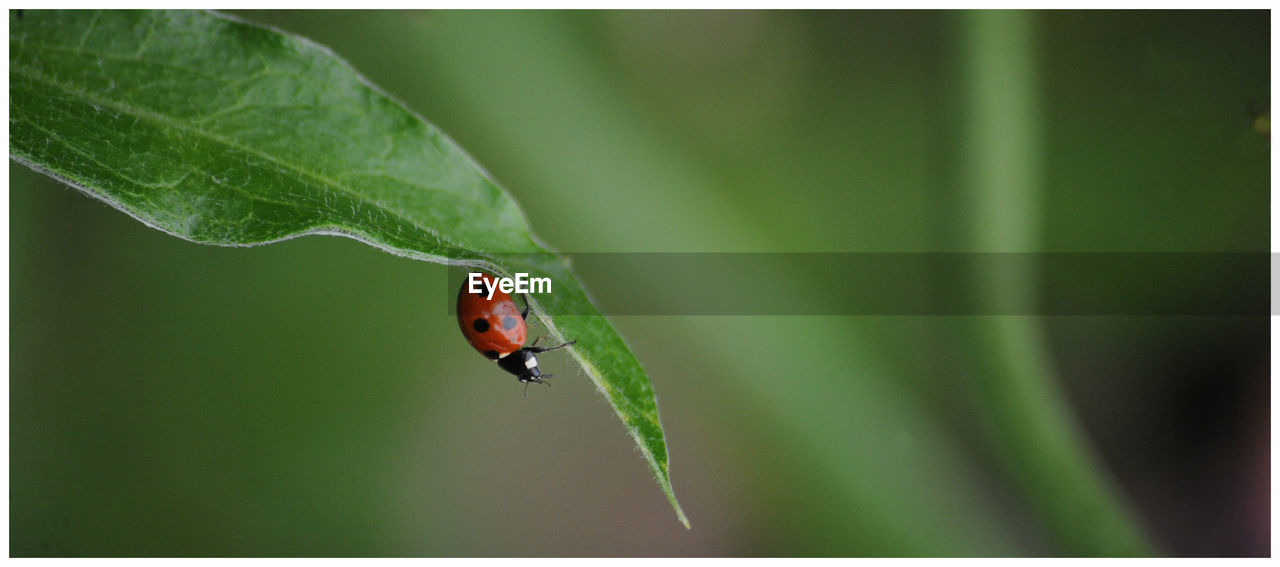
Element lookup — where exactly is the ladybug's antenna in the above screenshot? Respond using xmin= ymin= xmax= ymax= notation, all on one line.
xmin=522 ymin=375 xmax=553 ymax=398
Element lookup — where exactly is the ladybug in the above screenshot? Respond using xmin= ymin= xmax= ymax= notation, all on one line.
xmin=457 ymin=272 xmax=575 ymax=394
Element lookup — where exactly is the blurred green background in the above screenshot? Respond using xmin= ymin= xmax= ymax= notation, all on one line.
xmin=9 ymin=10 xmax=1269 ymax=556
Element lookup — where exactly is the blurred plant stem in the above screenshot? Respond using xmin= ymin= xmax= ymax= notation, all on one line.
xmin=956 ymin=11 xmax=1154 ymax=556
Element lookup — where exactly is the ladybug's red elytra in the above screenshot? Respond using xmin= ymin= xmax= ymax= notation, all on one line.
xmin=457 ymin=272 xmax=575 ymax=394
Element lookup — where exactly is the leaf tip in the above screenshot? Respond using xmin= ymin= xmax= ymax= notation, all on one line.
xmin=664 ymin=484 xmax=691 ymax=529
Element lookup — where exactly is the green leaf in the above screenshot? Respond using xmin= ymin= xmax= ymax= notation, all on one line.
xmin=9 ymin=9 xmax=688 ymax=528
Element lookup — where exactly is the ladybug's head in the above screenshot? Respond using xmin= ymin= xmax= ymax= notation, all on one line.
xmin=497 ymin=348 xmax=553 ymax=396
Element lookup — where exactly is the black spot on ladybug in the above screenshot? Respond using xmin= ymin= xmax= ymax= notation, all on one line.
xmin=472 ymin=318 xmax=490 ymax=333
xmin=483 ymin=350 xmax=500 ymax=360
xmin=502 ymin=316 xmax=518 ymax=330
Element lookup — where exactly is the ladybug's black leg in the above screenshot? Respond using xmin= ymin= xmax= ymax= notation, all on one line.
xmin=520 ymin=294 xmax=531 ymax=321
xmin=525 ymin=339 xmax=576 ymax=354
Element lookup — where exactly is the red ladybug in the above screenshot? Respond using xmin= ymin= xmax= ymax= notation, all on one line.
xmin=457 ymin=272 xmax=575 ymax=394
